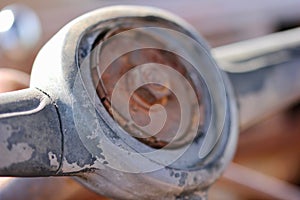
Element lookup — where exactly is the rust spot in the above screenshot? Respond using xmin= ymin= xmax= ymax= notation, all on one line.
xmin=93 ymin=27 xmax=204 ymax=149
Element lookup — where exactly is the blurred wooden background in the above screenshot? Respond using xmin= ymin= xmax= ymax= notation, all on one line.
xmin=1 ymin=0 xmax=300 ymax=73
xmin=0 ymin=1 xmax=300 ymax=199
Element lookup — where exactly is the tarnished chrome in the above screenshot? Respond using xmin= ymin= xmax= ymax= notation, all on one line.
xmin=0 ymin=5 xmax=299 ymax=200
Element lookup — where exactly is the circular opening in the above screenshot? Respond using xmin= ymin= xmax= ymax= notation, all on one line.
xmin=75 ymin=15 xmax=230 ymax=172
xmin=91 ymin=23 xmax=209 ymax=149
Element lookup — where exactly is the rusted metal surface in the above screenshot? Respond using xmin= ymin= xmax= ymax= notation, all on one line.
xmin=94 ymin=34 xmax=204 ymax=149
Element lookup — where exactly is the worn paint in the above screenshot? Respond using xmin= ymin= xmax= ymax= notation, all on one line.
xmin=61 ymin=156 xmax=105 ymax=173
xmin=0 ymin=123 xmax=34 ymax=169
xmin=48 ymin=152 xmax=60 ymax=169
xmin=178 ymin=172 xmax=188 ymax=187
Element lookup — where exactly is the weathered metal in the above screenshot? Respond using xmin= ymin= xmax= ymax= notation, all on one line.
xmin=0 ymin=88 xmax=62 ymax=176
xmin=30 ymin=6 xmax=237 ymax=199
xmin=214 ymin=28 xmax=300 ymax=129
xmin=0 ymin=5 xmax=299 ymax=200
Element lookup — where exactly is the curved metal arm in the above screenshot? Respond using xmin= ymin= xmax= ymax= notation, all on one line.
xmin=213 ymin=28 xmax=300 ymax=129
xmin=0 ymin=88 xmax=63 ymax=176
